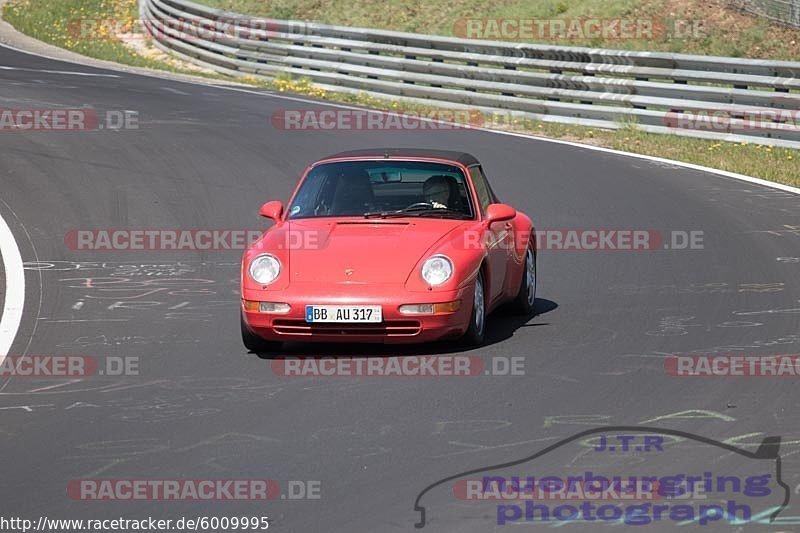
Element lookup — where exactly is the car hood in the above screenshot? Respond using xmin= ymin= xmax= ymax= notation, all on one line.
xmin=284 ymin=218 xmax=467 ymax=284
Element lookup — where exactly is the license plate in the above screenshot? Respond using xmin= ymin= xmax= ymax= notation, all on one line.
xmin=305 ymin=305 xmax=382 ymax=323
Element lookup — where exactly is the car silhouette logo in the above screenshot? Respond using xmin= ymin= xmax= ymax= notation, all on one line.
xmin=413 ymin=425 xmax=789 ymax=528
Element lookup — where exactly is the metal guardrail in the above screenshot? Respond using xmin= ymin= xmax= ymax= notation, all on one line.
xmin=141 ymin=0 xmax=800 ymax=147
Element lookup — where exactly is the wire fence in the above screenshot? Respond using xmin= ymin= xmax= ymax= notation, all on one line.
xmin=730 ymin=0 xmax=800 ymax=27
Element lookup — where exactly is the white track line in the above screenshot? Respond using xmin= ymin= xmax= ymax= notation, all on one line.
xmin=478 ymin=128 xmax=800 ymax=195
xmin=0 ymin=205 xmax=24 ymax=363
xmin=0 ymin=65 xmax=119 ymax=77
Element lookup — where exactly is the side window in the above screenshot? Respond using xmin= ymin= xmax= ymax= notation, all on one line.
xmin=468 ymin=165 xmax=495 ymax=215
xmin=288 ymin=168 xmax=334 ymax=218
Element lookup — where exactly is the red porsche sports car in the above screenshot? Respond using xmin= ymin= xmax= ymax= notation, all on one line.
xmin=240 ymin=148 xmax=536 ymax=352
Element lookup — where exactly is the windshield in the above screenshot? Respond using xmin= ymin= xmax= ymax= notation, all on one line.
xmin=286 ymin=160 xmax=475 ymax=219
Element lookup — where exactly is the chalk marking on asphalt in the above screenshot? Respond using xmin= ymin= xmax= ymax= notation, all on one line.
xmin=162 ymin=86 xmax=190 ymax=95
xmin=0 ymin=404 xmax=52 ymax=411
xmin=27 ymin=380 xmax=83 ymax=393
xmin=429 ymin=436 xmax=561 ymax=458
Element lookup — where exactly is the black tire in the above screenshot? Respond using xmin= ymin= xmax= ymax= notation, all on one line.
xmin=240 ymin=310 xmax=282 ymax=353
xmin=512 ymin=246 xmax=537 ymax=315
xmin=462 ymin=269 xmax=487 ymax=347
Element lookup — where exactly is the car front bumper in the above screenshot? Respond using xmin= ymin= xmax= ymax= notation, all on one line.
xmin=241 ymin=282 xmax=473 ymax=344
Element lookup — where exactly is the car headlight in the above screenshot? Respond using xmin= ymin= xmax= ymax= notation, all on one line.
xmin=249 ymin=254 xmax=281 ymax=285
xmin=421 ymin=255 xmax=453 ymax=286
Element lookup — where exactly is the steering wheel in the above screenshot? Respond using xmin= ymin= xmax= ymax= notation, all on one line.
xmin=404 ymin=201 xmax=433 ymax=210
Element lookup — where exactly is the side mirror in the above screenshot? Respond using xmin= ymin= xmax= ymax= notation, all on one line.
xmin=259 ymin=200 xmax=283 ymax=221
xmin=484 ymin=203 xmax=516 ymax=224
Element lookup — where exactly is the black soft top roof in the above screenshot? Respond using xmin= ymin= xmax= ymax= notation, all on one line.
xmin=318 ymin=148 xmax=479 ymax=167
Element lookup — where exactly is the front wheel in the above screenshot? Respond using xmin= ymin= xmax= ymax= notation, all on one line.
xmin=512 ymin=246 xmax=536 ymax=315
xmin=240 ymin=310 xmax=282 ymax=353
xmin=462 ymin=270 xmax=487 ymax=347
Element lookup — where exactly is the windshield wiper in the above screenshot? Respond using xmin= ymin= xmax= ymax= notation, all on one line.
xmin=363 ymin=207 xmax=470 ymax=219
xmin=363 ymin=204 xmax=431 ymax=218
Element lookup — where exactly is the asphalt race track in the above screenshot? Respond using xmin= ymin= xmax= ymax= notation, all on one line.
xmin=1 ymin=43 xmax=800 ymax=532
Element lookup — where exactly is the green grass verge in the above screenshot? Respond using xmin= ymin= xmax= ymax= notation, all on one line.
xmin=3 ymin=0 xmax=798 ymax=188
xmin=196 ymin=0 xmax=800 ymax=60
xmin=2 ymin=0 xmax=228 ymax=78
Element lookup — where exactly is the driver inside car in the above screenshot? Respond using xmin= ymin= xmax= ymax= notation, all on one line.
xmin=423 ymin=175 xmax=456 ymax=209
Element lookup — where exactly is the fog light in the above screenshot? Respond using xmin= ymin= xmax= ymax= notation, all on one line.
xmin=260 ymin=302 xmax=291 ymax=313
xmin=399 ymin=304 xmax=434 ymax=315
xmin=399 ymin=301 xmax=461 ymax=315
xmin=243 ymin=300 xmax=291 ymax=313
